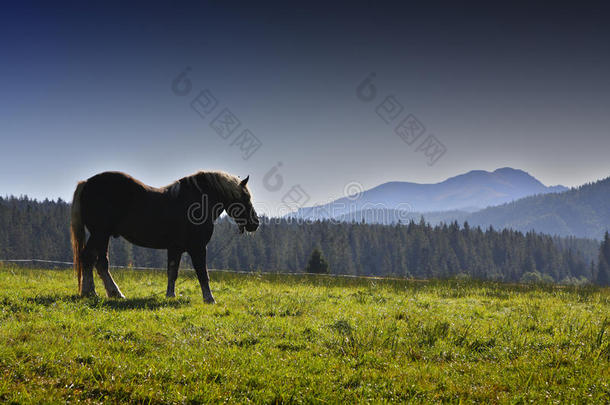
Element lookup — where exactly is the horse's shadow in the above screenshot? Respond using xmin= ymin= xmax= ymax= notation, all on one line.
xmin=26 ymin=294 xmax=191 ymax=310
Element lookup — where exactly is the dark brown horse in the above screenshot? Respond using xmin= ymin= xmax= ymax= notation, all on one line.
xmin=70 ymin=171 xmax=259 ymax=303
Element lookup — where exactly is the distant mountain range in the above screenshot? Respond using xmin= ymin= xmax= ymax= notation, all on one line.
xmin=289 ymin=168 xmax=610 ymax=240
xmin=467 ymin=177 xmax=610 ymax=239
xmin=291 ymin=167 xmax=567 ymax=219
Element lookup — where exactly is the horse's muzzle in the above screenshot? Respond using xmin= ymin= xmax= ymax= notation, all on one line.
xmin=238 ymin=224 xmax=257 ymax=233
xmin=245 ymin=223 xmax=259 ymax=232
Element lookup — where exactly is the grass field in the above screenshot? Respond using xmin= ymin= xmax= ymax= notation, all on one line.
xmin=0 ymin=266 xmax=609 ymax=403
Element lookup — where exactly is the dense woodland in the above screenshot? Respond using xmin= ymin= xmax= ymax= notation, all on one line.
xmin=0 ymin=196 xmax=606 ymax=284
xmin=463 ymin=177 xmax=610 ymax=240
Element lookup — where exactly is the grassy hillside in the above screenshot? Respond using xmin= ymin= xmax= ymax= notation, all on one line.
xmin=0 ymin=266 xmax=609 ymax=403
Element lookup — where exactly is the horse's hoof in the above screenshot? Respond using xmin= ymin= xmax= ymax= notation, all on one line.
xmin=204 ymin=297 xmax=216 ymax=304
xmin=107 ymin=291 xmax=125 ymax=299
xmin=80 ymin=290 xmax=97 ymax=298
xmin=166 ymin=293 xmax=176 ymax=298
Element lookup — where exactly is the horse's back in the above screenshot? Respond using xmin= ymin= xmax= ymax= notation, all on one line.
xmin=86 ymin=171 xmax=152 ymax=192
xmin=80 ymin=172 xmax=160 ymax=235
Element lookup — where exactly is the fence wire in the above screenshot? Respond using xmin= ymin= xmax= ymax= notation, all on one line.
xmin=0 ymin=258 xmax=410 ymax=281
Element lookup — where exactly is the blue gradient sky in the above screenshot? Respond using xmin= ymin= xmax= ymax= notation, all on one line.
xmin=1 ymin=2 xmax=609 ymax=214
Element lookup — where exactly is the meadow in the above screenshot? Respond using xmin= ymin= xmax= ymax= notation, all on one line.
xmin=0 ymin=265 xmax=609 ymax=404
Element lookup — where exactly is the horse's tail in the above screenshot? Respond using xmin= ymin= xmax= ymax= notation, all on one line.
xmin=71 ymin=181 xmax=87 ymax=294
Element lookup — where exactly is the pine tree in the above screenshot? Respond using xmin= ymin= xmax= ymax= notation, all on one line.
xmin=305 ymin=248 xmax=329 ymax=274
xmin=0 ymin=195 xmax=600 ymax=282
xmin=597 ymin=231 xmax=610 ymax=286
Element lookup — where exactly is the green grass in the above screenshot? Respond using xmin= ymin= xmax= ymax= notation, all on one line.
xmin=0 ymin=266 xmax=609 ymax=404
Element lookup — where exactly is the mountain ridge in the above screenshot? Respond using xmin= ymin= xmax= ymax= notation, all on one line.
xmin=466 ymin=176 xmax=610 ymax=239
xmin=311 ymin=176 xmax=610 ymax=240
xmin=291 ymin=167 xmax=568 ymax=219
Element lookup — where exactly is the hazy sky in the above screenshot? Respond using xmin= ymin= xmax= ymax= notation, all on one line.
xmin=1 ymin=2 xmax=609 ymax=214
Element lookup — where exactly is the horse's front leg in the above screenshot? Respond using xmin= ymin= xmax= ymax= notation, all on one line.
xmin=166 ymin=249 xmax=182 ymax=298
xmin=188 ymin=247 xmax=215 ymax=304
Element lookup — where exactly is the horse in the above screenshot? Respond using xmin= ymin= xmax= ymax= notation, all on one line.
xmin=70 ymin=170 xmax=259 ymax=303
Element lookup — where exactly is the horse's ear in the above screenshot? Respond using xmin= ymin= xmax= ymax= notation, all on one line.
xmin=240 ymin=175 xmax=249 ymax=187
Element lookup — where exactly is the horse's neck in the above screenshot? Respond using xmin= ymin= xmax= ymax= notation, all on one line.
xmin=205 ymin=194 xmax=226 ymax=221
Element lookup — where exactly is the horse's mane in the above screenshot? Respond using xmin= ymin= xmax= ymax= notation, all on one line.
xmin=166 ymin=171 xmax=246 ymax=201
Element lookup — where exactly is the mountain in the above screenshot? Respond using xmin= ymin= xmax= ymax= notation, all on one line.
xmin=329 ymin=176 xmax=610 ymax=240
xmin=291 ymin=168 xmax=567 ymax=220
xmin=467 ymin=176 xmax=610 ymax=239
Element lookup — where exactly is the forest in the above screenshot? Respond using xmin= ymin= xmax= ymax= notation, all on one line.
xmin=0 ymin=196 xmax=606 ymax=284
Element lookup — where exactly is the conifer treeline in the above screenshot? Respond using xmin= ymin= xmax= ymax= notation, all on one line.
xmin=0 ymin=196 xmax=603 ymax=283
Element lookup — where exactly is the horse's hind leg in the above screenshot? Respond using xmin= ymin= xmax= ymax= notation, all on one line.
xmin=95 ymin=236 xmax=125 ymax=299
xmin=166 ymin=249 xmax=182 ymax=298
xmin=80 ymin=235 xmax=101 ymax=297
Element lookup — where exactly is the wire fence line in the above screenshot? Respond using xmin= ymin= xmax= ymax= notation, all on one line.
xmin=0 ymin=258 xmax=413 ymax=282
xmin=0 ymin=233 xmax=242 ymax=271
xmin=0 ymin=259 xmax=167 ymax=271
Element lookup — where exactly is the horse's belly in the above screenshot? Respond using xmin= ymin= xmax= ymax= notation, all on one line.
xmin=115 ymin=218 xmax=174 ymax=249
xmin=120 ymin=233 xmax=169 ymax=250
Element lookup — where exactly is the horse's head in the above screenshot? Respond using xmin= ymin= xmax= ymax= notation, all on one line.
xmin=226 ymin=176 xmax=259 ymax=233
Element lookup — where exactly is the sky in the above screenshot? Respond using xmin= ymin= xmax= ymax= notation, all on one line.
xmin=1 ymin=1 xmax=609 ymax=215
